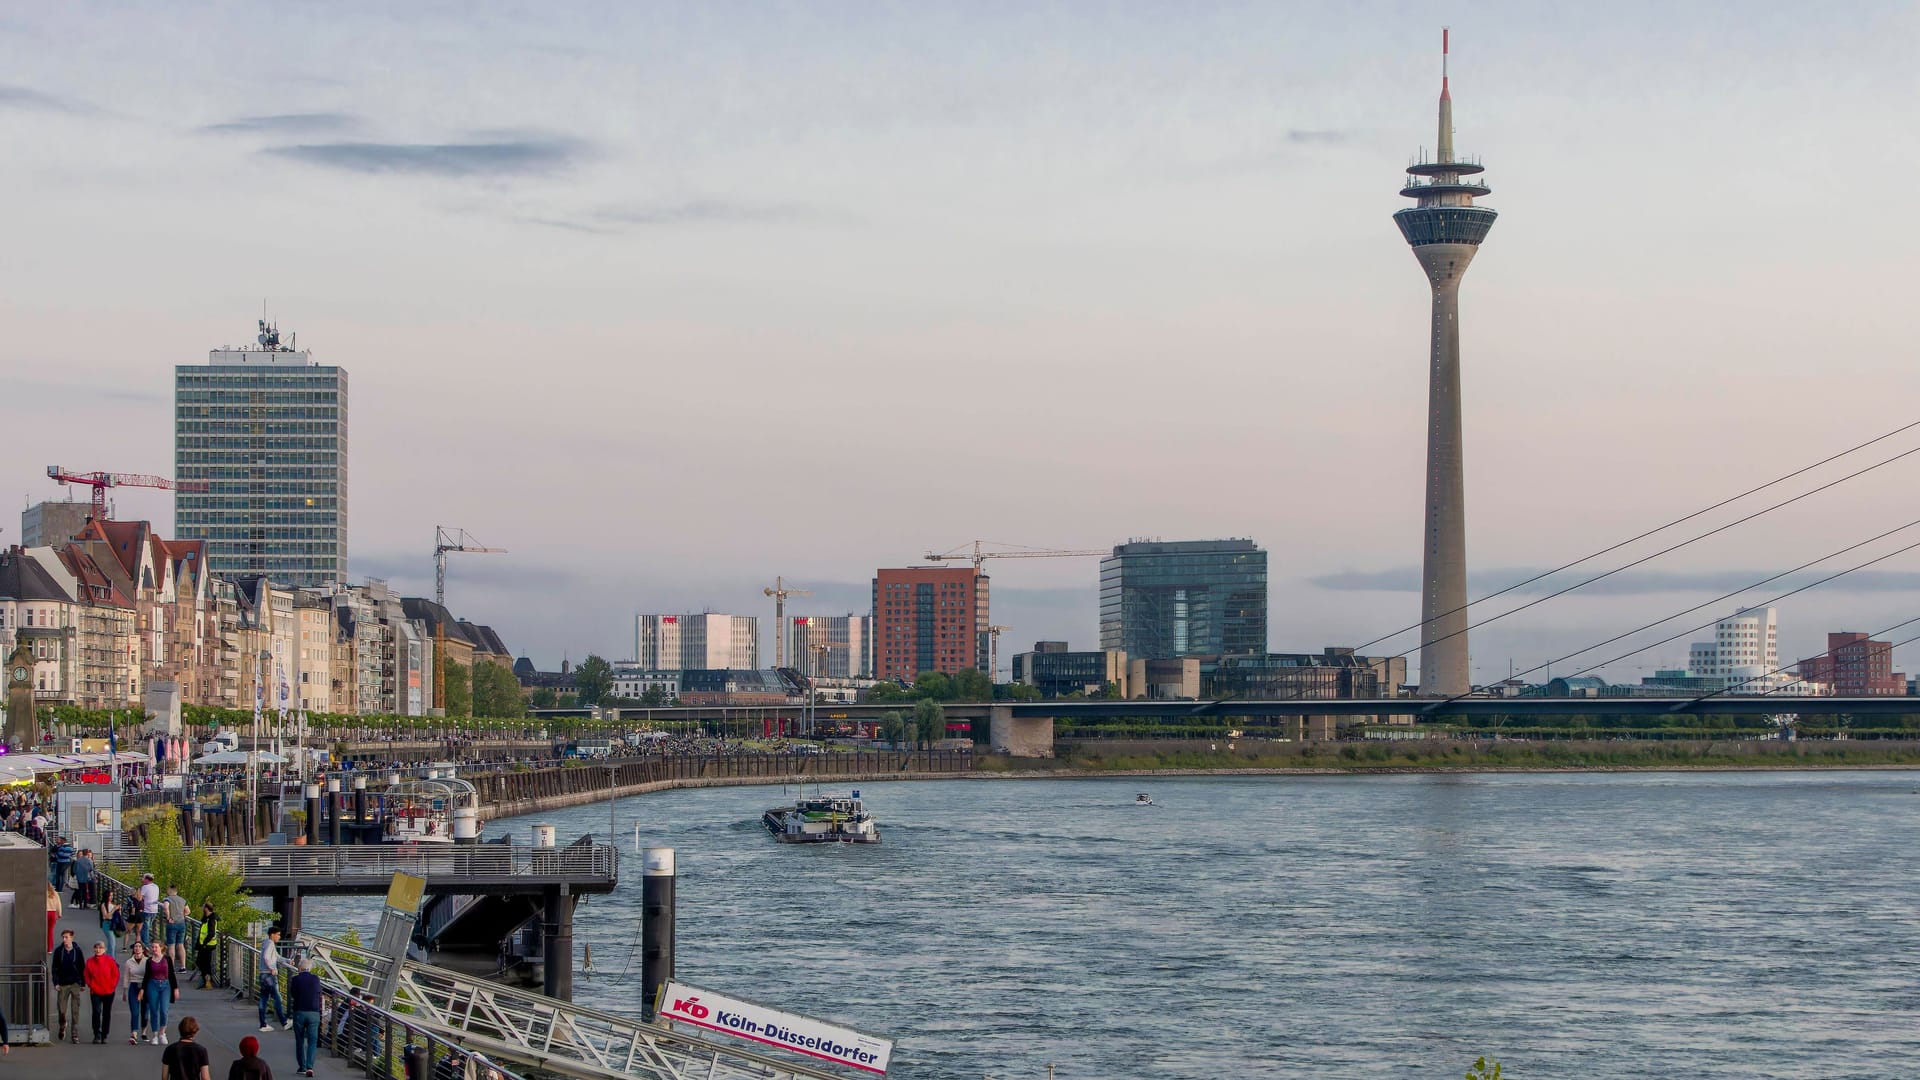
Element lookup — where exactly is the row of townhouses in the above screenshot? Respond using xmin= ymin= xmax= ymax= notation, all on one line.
xmin=1 ymin=519 xmax=511 ymax=721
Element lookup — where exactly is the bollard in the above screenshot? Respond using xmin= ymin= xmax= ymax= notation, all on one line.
xmin=353 ymin=776 xmax=368 ymax=844
xmin=327 ymin=777 xmax=343 ymax=846
xmin=641 ymin=847 xmax=675 ymax=1020
xmin=303 ymin=784 xmax=322 ymax=845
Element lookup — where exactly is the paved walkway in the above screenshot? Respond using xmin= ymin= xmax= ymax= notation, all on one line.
xmin=9 ymin=906 xmax=363 ymax=1080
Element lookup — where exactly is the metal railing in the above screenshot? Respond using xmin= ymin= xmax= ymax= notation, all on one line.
xmin=96 ymin=842 xmax=618 ymax=885
xmin=0 ymin=964 xmax=50 ymax=1044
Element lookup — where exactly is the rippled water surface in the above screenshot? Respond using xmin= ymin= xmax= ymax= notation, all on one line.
xmin=312 ymin=771 xmax=1920 ymax=1078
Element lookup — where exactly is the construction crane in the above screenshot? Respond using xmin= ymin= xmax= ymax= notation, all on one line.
xmin=763 ymin=576 xmax=813 ymax=667
xmin=923 ymin=539 xmax=1107 ymax=570
xmin=987 ymin=625 xmax=1013 ymax=684
xmin=47 ymin=465 xmax=208 ymax=521
xmin=434 ymin=526 xmax=506 ymax=606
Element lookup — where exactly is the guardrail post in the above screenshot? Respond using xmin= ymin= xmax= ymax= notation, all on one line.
xmin=540 ymin=885 xmax=575 ymax=1001
xmin=641 ymin=848 xmax=675 ymax=1020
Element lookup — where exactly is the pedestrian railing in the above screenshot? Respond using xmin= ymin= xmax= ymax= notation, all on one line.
xmin=96 ymin=842 xmax=618 ymax=886
xmin=0 ymin=963 xmax=50 ymax=1045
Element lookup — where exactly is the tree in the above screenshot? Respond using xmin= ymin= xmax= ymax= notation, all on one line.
xmin=950 ymin=668 xmax=993 ymax=702
xmin=912 ymin=698 xmax=945 ymax=749
xmin=441 ymin=660 xmax=472 ymax=717
xmin=574 ymin=655 xmax=614 ymax=706
xmin=640 ymin=685 xmax=668 ymax=707
xmin=530 ymin=687 xmax=558 ymax=709
xmin=866 ymin=682 xmax=912 ymax=704
xmin=472 ymin=662 xmax=527 ymax=718
xmin=878 ymin=711 xmax=906 ymax=747
xmin=1000 ymin=682 xmax=1041 ymax=702
xmin=913 ymin=671 xmax=953 ymax=701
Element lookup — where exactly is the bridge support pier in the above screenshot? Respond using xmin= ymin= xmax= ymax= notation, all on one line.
xmin=541 ymin=886 xmax=575 ymax=1001
xmin=270 ymin=885 xmax=303 ymax=938
xmin=989 ymin=706 xmax=1055 ymax=758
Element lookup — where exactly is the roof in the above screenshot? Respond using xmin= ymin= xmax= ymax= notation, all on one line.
xmin=0 ymin=547 xmax=73 ymax=602
xmin=463 ymin=622 xmax=511 ymax=657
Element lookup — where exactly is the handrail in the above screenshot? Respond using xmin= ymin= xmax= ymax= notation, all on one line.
xmin=94 ymin=842 xmax=619 ymax=885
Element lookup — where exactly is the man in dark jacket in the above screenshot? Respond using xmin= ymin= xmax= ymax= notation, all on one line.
xmin=51 ymin=928 xmax=86 ymax=1043
xmin=288 ymin=959 xmax=323 ymax=1077
xmin=50 ymin=837 xmax=75 ymax=888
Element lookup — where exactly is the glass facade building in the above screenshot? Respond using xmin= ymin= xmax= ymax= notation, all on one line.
xmin=1099 ymin=539 xmax=1267 ymax=659
xmin=174 ymin=323 xmax=348 ymax=588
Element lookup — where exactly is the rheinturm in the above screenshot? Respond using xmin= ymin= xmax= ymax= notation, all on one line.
xmin=1393 ymin=29 xmax=1495 ymax=696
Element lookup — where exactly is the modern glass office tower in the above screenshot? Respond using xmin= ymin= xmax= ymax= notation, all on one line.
xmin=1099 ymin=539 xmax=1267 ymax=659
xmin=174 ymin=321 xmax=348 ymax=588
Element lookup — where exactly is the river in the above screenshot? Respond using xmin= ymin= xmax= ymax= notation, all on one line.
xmin=308 ymin=771 xmax=1920 ymax=1078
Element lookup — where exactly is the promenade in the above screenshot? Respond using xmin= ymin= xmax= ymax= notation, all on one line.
xmin=15 ymin=905 xmax=362 ymax=1080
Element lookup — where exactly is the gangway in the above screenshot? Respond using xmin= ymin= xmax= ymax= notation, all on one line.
xmin=289 ymin=930 xmax=854 ymax=1080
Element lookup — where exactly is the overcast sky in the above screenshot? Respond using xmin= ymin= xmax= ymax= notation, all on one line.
xmin=5 ymin=2 xmax=1919 ymax=684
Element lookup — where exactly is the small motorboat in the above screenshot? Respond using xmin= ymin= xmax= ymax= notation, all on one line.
xmin=1135 ymin=793 xmax=1153 ymax=806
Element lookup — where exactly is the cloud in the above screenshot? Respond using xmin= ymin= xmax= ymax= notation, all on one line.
xmin=0 ymin=84 xmax=89 ymax=113
xmin=515 ymin=199 xmax=841 ymax=234
xmin=1284 ymin=128 xmax=1350 ymax=144
xmin=264 ymin=136 xmax=584 ymax=177
xmin=13 ymin=376 xmax=164 ymax=405
xmin=1312 ymin=567 xmax=1920 ymax=596
xmin=200 ymin=112 xmax=358 ymax=135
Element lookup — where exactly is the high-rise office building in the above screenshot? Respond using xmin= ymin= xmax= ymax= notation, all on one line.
xmin=174 ymin=321 xmax=348 ymax=588
xmin=787 ymin=615 xmax=871 ymax=679
xmin=20 ymin=500 xmax=92 ymax=547
xmin=1393 ymin=31 xmax=1496 ymax=696
xmin=872 ymin=566 xmax=989 ymax=681
xmin=634 ymin=613 xmax=759 ymax=670
xmin=1099 ymin=539 xmax=1267 ymax=659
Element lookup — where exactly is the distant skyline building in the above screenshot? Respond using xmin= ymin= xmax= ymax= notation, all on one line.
xmin=1098 ymin=539 xmax=1267 ymax=659
xmin=634 ymin=613 xmax=759 ymax=670
xmin=786 ymin=614 xmax=871 ymax=679
xmin=1796 ymin=632 xmax=1906 ymax=696
xmin=1394 ymin=31 xmax=1495 ymax=696
xmin=19 ymin=500 xmax=91 ymax=548
xmin=872 ymin=566 xmax=989 ymax=681
xmin=174 ymin=320 xmax=349 ymax=588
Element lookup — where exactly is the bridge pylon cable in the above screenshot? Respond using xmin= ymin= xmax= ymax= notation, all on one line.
xmin=1450 ymin=525 xmax=1920 ymax=708
xmin=1388 ymin=437 xmax=1920 ymax=663
xmin=1352 ymin=417 xmax=1920 ymax=655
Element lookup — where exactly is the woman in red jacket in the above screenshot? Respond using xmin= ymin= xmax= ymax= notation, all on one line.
xmin=83 ymin=939 xmax=122 ymax=1043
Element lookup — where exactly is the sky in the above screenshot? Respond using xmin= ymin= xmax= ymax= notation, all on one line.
xmin=5 ymin=2 xmax=1920 ymax=685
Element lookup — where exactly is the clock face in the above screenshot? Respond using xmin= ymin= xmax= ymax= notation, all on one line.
xmin=10 ymin=666 xmax=25 ymax=683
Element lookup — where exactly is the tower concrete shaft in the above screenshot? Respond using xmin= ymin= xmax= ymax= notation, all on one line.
xmin=1394 ymin=29 xmax=1495 ymax=696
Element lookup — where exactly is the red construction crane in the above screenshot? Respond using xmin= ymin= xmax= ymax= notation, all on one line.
xmin=46 ymin=465 xmax=209 ymax=520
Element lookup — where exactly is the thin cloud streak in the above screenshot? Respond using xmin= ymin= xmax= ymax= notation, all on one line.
xmin=200 ymin=112 xmax=358 ymax=135
xmin=1313 ymin=567 xmax=1920 ymax=596
xmin=264 ymin=137 xmax=584 ymax=177
xmin=0 ymin=84 xmax=90 ymax=113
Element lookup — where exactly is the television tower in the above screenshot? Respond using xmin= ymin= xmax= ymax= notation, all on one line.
xmin=1394 ymin=29 xmax=1496 ymax=696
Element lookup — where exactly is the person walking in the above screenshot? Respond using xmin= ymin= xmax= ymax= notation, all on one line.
xmin=125 ymin=941 xmax=149 ymax=1043
xmin=164 ymin=884 xmax=190 ymax=970
xmin=145 ymin=944 xmax=180 ymax=1044
xmin=228 ymin=1034 xmax=274 ymax=1080
xmin=257 ymin=926 xmax=289 ymax=1031
xmin=161 ymin=1018 xmax=212 ymax=1080
xmin=45 ymin=882 xmax=62 ymax=951
xmin=84 ymin=939 xmax=121 ymax=1043
xmin=138 ymin=873 xmax=162 ymax=947
xmin=51 ymin=927 xmax=86 ymax=1043
xmin=50 ymin=835 xmax=74 ymax=888
xmin=194 ymin=901 xmax=220 ymax=990
xmin=288 ymin=959 xmax=322 ymax=1077
xmin=74 ymin=847 xmax=96 ymax=907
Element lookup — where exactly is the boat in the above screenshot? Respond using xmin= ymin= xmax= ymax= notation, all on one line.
xmin=763 ymin=789 xmax=881 ymax=844
xmin=1135 ymin=793 xmax=1154 ymax=806
xmin=379 ymin=776 xmax=483 ymax=844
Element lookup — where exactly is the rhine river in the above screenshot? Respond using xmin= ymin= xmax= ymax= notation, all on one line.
xmin=313 ymin=771 xmax=1920 ymax=1078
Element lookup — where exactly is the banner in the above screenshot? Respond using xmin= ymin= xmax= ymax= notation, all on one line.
xmin=656 ymin=981 xmax=892 ymax=1074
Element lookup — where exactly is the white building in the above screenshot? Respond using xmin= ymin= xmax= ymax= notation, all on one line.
xmin=634 ymin=613 xmax=759 ymax=670
xmin=609 ymin=664 xmax=680 ymax=702
xmin=1675 ymin=607 xmax=1823 ymax=696
xmin=786 ymin=615 xmax=871 ymax=679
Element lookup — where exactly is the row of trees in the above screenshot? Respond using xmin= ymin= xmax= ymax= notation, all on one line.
xmin=875 ymin=699 xmax=948 ymax=749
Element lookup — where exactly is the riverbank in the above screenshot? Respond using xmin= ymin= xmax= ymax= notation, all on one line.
xmin=470 ymin=738 xmax=1920 ymax=820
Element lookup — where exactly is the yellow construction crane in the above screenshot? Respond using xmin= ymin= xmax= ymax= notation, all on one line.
xmin=434 ymin=526 xmax=506 ymax=606
xmin=923 ymin=540 xmax=1107 ymax=570
xmin=763 ymin=576 xmax=813 ymax=667
xmin=987 ymin=625 xmax=1013 ymax=683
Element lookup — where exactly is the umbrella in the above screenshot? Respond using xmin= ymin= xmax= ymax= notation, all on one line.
xmin=194 ymin=750 xmax=285 ymax=765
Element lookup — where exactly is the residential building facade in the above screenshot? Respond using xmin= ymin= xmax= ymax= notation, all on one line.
xmin=175 ymin=320 xmax=349 ymax=588
xmin=1099 ymin=539 xmax=1267 ymax=659
xmin=1797 ymin=632 xmax=1907 ymax=696
xmin=872 ymin=566 xmax=989 ymax=681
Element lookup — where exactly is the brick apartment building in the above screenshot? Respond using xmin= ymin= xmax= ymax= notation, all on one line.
xmin=872 ymin=566 xmax=988 ymax=682
xmin=1797 ymin=632 xmax=1907 ymax=696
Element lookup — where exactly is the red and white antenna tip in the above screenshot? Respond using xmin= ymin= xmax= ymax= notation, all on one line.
xmin=1441 ymin=27 xmax=1451 ymax=94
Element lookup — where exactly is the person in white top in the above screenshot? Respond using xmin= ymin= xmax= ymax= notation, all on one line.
xmin=257 ymin=926 xmax=289 ymax=1031
xmin=137 ymin=874 xmax=161 ymax=948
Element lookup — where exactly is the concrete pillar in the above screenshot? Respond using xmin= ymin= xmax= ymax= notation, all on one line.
xmin=353 ymin=775 xmax=368 ymax=844
xmin=327 ymin=777 xmax=343 ymax=846
xmin=271 ymin=886 xmax=302 ymax=938
xmin=303 ymin=785 xmax=321 ymax=845
xmin=541 ymin=886 xmax=575 ymax=1001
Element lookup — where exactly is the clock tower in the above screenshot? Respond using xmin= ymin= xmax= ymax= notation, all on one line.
xmin=5 ymin=639 xmax=34 ymax=753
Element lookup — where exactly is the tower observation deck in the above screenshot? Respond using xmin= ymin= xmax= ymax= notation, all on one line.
xmin=1394 ymin=29 xmax=1496 ymax=697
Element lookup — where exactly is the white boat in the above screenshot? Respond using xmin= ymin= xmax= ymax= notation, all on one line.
xmin=763 ymin=790 xmax=881 ymax=844
xmin=1135 ymin=793 xmax=1154 ymax=806
xmin=380 ymin=776 xmax=482 ymax=844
